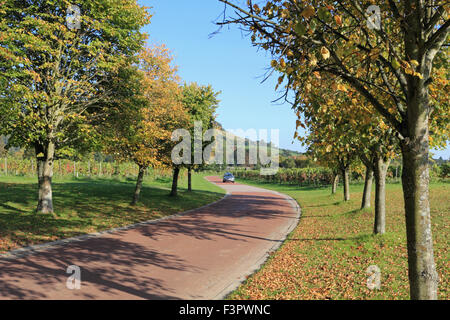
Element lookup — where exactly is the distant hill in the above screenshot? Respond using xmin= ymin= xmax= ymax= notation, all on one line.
xmin=214 ymin=127 xmax=303 ymax=160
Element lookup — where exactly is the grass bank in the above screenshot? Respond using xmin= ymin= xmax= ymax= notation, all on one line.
xmin=229 ymin=178 xmax=449 ymax=300
xmin=0 ymin=173 xmax=224 ymax=254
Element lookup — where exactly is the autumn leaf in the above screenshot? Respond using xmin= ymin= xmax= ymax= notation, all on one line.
xmin=392 ymin=59 xmax=401 ymax=69
xmin=321 ymin=47 xmax=330 ymax=60
xmin=405 ymin=67 xmax=415 ymax=75
xmin=301 ymin=6 xmax=315 ymax=19
xmin=370 ymin=48 xmax=380 ymax=60
xmin=278 ymin=75 xmax=285 ymax=84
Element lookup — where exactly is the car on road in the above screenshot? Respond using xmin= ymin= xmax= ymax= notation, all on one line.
xmin=223 ymin=172 xmax=235 ymax=183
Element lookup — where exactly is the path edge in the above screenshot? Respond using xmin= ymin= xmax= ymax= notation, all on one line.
xmin=212 ymin=189 xmax=302 ymax=300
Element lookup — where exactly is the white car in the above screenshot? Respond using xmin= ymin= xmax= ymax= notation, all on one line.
xmin=223 ymin=172 xmax=235 ymax=183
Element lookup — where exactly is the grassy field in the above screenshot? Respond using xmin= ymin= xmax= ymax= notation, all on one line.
xmin=0 ymin=172 xmax=225 ymax=254
xmin=229 ymin=179 xmax=449 ymax=300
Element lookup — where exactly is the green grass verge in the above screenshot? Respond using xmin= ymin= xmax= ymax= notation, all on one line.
xmin=228 ymin=178 xmax=449 ymax=300
xmin=0 ymin=172 xmax=225 ymax=254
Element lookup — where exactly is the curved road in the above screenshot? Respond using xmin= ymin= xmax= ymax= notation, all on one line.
xmin=0 ymin=176 xmax=300 ymax=299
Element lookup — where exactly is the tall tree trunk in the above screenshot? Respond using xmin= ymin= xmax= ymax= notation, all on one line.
xmin=373 ymin=158 xmax=390 ymax=234
xmin=401 ymin=6 xmax=442 ymax=299
xmin=400 ymin=116 xmax=438 ymax=299
xmin=170 ymin=167 xmax=180 ymax=197
xmin=331 ymin=173 xmax=339 ymax=194
xmin=131 ymin=165 xmax=146 ymax=205
xmin=36 ymin=142 xmax=55 ymax=214
xmin=187 ymin=167 xmax=192 ymax=192
xmin=361 ymin=166 xmax=374 ymax=209
xmin=341 ymin=167 xmax=350 ymax=201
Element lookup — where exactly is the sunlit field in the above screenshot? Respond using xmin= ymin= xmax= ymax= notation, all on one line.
xmin=229 ymin=179 xmax=449 ymax=300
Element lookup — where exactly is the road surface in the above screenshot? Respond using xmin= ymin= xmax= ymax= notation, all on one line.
xmin=0 ymin=176 xmax=300 ymax=299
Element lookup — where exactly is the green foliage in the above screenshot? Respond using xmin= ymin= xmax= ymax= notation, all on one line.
xmin=0 ymin=0 xmax=150 ymax=154
xmin=0 ymin=157 xmax=143 ymax=177
xmin=182 ymin=82 xmax=220 ymax=130
xmin=232 ymin=167 xmax=334 ymax=186
xmin=439 ymin=162 xmax=450 ymax=178
xmin=279 ymin=155 xmax=317 ymax=168
xmin=182 ymin=82 xmax=221 ymax=168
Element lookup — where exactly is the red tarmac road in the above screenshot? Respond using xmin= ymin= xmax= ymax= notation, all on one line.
xmin=0 ymin=176 xmax=300 ymax=300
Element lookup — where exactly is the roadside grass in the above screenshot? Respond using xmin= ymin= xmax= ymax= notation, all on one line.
xmin=0 ymin=173 xmax=225 ymax=254
xmin=228 ymin=179 xmax=449 ymax=300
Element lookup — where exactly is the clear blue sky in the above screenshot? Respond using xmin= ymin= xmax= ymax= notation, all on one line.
xmin=139 ymin=0 xmax=449 ymax=159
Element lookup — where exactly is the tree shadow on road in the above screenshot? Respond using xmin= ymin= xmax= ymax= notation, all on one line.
xmin=136 ymin=193 xmax=299 ymax=243
xmin=0 ymin=235 xmax=196 ymax=299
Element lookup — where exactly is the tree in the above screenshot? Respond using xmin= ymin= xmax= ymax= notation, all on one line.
xmin=181 ymin=82 xmax=220 ymax=192
xmin=169 ymin=165 xmax=181 ymax=197
xmin=280 ymin=156 xmax=296 ymax=168
xmin=360 ymin=165 xmax=373 ymax=209
xmin=331 ymin=170 xmax=339 ymax=195
xmin=0 ymin=136 xmax=7 ymax=157
xmin=218 ymin=0 xmax=449 ymax=299
xmin=303 ymin=105 xmax=358 ymax=202
xmin=0 ymin=0 xmax=150 ymax=213
xmin=313 ymin=81 xmax=398 ymax=233
xmin=103 ymin=45 xmax=188 ymax=205
xmin=135 ymin=47 xmax=189 ymax=203
xmin=296 ymin=62 xmax=402 ymax=234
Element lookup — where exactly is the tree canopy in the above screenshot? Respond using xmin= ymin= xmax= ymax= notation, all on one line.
xmin=0 ymin=0 xmax=151 ymax=212
xmin=218 ymin=0 xmax=449 ymax=299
